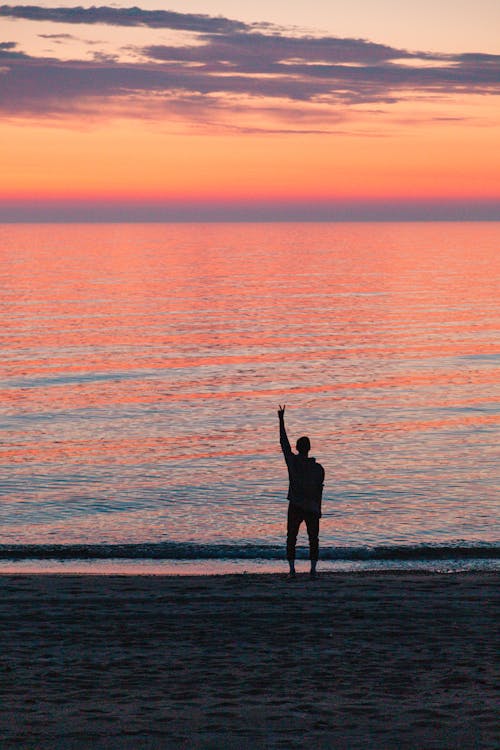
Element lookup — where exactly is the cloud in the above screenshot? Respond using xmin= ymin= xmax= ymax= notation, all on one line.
xmin=38 ymin=33 xmax=77 ymax=40
xmin=0 ymin=4 xmax=250 ymax=33
xmin=0 ymin=4 xmax=499 ymax=128
xmin=144 ymin=30 xmax=415 ymax=67
xmin=0 ymin=39 xmax=29 ymax=58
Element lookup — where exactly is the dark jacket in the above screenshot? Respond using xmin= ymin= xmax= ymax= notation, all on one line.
xmin=280 ymin=418 xmax=325 ymax=517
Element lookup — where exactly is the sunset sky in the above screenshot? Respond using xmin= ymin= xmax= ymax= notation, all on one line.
xmin=1 ymin=0 xmax=499 ymax=220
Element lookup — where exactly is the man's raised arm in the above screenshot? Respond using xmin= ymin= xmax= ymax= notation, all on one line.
xmin=278 ymin=404 xmax=292 ymax=457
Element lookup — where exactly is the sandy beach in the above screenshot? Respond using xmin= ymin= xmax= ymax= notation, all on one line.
xmin=0 ymin=572 xmax=498 ymax=749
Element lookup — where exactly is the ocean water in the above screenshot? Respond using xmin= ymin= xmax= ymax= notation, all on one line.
xmin=1 ymin=222 xmax=499 ymax=569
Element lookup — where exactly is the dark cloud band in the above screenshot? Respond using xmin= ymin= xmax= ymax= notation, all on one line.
xmin=0 ymin=4 xmax=499 ymax=124
xmin=0 ymin=4 xmax=249 ymax=33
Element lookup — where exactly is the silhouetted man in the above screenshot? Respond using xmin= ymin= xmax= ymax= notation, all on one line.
xmin=278 ymin=405 xmax=325 ymax=579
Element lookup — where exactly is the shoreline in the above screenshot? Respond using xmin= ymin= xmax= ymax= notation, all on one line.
xmin=1 ymin=571 xmax=498 ymax=748
xmin=0 ymin=556 xmax=498 ymax=576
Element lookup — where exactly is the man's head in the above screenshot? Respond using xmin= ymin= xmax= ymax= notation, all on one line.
xmin=296 ymin=436 xmax=311 ymax=455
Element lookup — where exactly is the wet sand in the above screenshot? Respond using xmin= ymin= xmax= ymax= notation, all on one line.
xmin=0 ymin=572 xmax=498 ymax=749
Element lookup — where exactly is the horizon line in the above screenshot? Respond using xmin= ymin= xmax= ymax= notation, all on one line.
xmin=1 ymin=199 xmax=499 ymax=223
xmin=1 ymin=217 xmax=500 ymax=224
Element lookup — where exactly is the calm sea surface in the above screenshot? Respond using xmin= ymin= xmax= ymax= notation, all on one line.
xmin=1 ymin=222 xmax=499 ymax=564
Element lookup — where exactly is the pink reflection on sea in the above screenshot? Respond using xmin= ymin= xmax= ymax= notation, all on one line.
xmin=0 ymin=221 xmax=499 ymax=549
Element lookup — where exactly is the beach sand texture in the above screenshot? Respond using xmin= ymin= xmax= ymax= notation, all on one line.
xmin=0 ymin=572 xmax=498 ymax=749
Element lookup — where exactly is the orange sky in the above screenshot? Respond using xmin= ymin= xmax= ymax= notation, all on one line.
xmin=2 ymin=101 xmax=499 ymax=203
xmin=0 ymin=2 xmax=499 ymax=218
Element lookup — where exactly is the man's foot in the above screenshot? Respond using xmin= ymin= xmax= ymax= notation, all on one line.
xmin=286 ymin=571 xmax=296 ymax=581
xmin=309 ymin=570 xmax=318 ymax=580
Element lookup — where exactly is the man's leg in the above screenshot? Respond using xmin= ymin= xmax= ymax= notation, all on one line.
xmin=305 ymin=513 xmax=320 ymax=578
xmin=286 ymin=504 xmax=303 ymax=576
